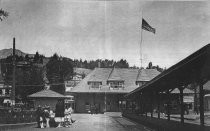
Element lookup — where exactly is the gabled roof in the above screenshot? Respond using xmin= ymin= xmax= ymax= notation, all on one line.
xmin=88 ymin=68 xmax=112 ymax=82
xmin=136 ymin=69 xmax=160 ymax=82
xmin=112 ymin=68 xmax=139 ymax=88
xmin=71 ymin=68 xmax=159 ymax=93
xmin=171 ymin=88 xmax=194 ymax=94
xmin=204 ymin=81 xmax=210 ymax=90
xmin=28 ymin=89 xmax=67 ymax=98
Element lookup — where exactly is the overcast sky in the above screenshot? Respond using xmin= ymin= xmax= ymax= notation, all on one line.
xmin=0 ymin=0 xmax=210 ymax=68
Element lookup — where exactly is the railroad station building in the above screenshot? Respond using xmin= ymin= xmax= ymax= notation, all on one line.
xmin=70 ymin=68 xmax=160 ymax=113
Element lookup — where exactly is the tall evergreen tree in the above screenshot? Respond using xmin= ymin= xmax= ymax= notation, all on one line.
xmin=46 ymin=53 xmax=73 ymax=94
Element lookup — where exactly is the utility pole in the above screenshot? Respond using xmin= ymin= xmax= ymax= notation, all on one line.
xmin=11 ymin=37 xmax=16 ymax=107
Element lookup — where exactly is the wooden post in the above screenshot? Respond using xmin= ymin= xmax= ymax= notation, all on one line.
xmin=11 ymin=37 xmax=16 ymax=107
xmin=167 ymin=90 xmax=170 ymax=121
xmin=145 ymin=93 xmax=148 ymax=117
xmin=151 ymin=93 xmax=153 ymax=118
xmin=157 ymin=92 xmax=160 ymax=119
xmin=138 ymin=92 xmax=141 ymax=115
xmin=199 ymin=83 xmax=204 ymax=126
xmin=179 ymin=87 xmax=184 ymax=124
xmin=104 ymin=93 xmax=107 ymax=112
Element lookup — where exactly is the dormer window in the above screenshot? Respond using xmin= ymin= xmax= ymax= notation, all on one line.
xmin=108 ymin=81 xmax=124 ymax=90
xmin=88 ymin=81 xmax=102 ymax=89
xmin=136 ymin=81 xmax=147 ymax=87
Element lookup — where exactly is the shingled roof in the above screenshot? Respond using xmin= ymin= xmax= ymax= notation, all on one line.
xmin=28 ymin=89 xmax=67 ymax=98
xmin=136 ymin=69 xmax=160 ymax=82
xmin=204 ymin=81 xmax=210 ymax=90
xmin=71 ymin=68 xmax=159 ymax=93
xmin=107 ymin=68 xmax=124 ymax=81
xmin=88 ymin=68 xmax=112 ymax=82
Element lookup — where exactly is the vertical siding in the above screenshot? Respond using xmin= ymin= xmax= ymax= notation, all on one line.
xmin=75 ymin=93 xmax=124 ymax=113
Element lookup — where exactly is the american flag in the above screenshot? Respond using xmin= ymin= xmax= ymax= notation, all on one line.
xmin=142 ymin=18 xmax=155 ymax=34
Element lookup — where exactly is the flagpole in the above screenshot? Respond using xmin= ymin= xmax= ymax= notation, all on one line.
xmin=140 ymin=10 xmax=143 ymax=68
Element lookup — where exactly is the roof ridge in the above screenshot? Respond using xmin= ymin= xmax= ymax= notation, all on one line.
xmin=107 ymin=67 xmax=115 ymax=80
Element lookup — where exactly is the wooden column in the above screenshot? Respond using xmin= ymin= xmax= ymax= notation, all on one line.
xmin=167 ymin=90 xmax=170 ymax=121
xmin=139 ymin=93 xmax=142 ymax=116
xmin=199 ymin=83 xmax=204 ymax=126
xmin=145 ymin=94 xmax=148 ymax=117
xmin=157 ymin=92 xmax=160 ymax=119
xmin=151 ymin=93 xmax=153 ymax=118
xmin=179 ymin=87 xmax=184 ymax=124
xmin=138 ymin=92 xmax=142 ymax=115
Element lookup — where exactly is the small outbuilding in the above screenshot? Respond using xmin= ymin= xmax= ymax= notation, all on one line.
xmin=28 ymin=89 xmax=71 ymax=111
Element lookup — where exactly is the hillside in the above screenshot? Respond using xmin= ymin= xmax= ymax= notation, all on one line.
xmin=0 ymin=48 xmax=34 ymax=59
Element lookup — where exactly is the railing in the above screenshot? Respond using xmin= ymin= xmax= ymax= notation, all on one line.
xmin=0 ymin=109 xmax=36 ymax=124
xmin=109 ymin=85 xmax=124 ymax=90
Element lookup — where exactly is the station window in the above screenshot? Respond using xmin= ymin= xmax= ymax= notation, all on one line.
xmin=88 ymin=82 xmax=102 ymax=89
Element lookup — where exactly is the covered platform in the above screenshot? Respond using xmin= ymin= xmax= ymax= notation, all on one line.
xmin=123 ymin=44 xmax=210 ymax=130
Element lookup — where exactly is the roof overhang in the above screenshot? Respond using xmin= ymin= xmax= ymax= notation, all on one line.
xmin=126 ymin=44 xmax=210 ymax=98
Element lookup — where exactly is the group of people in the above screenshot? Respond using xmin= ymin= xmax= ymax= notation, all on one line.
xmin=36 ymin=99 xmax=75 ymax=128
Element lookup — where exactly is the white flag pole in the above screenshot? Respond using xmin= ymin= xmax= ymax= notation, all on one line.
xmin=140 ymin=10 xmax=143 ymax=68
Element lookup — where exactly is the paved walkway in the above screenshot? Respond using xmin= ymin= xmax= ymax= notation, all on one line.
xmin=147 ymin=112 xmax=210 ymax=125
xmin=3 ymin=113 xmax=153 ymax=131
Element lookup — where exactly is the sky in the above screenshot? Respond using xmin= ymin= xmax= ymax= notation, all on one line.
xmin=0 ymin=0 xmax=210 ymax=68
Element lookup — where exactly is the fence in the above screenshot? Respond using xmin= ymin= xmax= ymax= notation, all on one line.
xmin=0 ymin=109 xmax=36 ymax=124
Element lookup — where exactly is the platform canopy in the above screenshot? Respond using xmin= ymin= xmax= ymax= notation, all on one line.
xmin=126 ymin=44 xmax=210 ymax=97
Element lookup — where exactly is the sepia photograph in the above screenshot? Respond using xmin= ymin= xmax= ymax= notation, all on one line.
xmin=0 ymin=0 xmax=210 ymax=130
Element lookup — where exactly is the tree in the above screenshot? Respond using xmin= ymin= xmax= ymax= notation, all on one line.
xmin=46 ymin=53 xmax=73 ymax=94
xmin=0 ymin=9 xmax=8 ymax=21
xmin=147 ymin=62 xmax=153 ymax=69
xmin=33 ymin=51 xmax=40 ymax=63
xmin=146 ymin=61 xmax=165 ymax=72
xmin=25 ymin=54 xmax=30 ymax=61
xmin=2 ymin=55 xmax=45 ymax=100
xmin=114 ymin=59 xmax=129 ymax=68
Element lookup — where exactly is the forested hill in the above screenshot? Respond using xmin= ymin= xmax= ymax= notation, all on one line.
xmin=0 ymin=49 xmax=165 ymax=71
xmin=0 ymin=48 xmax=34 ymax=59
xmin=71 ymin=59 xmax=131 ymax=69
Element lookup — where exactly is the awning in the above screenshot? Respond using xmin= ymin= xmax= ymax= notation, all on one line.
xmin=126 ymin=44 xmax=210 ymax=98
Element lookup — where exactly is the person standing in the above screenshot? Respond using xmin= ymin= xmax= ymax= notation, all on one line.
xmin=64 ymin=106 xmax=72 ymax=127
xmin=36 ymin=105 xmax=42 ymax=128
xmin=55 ymin=99 xmax=65 ymax=127
xmin=43 ymin=106 xmax=50 ymax=128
